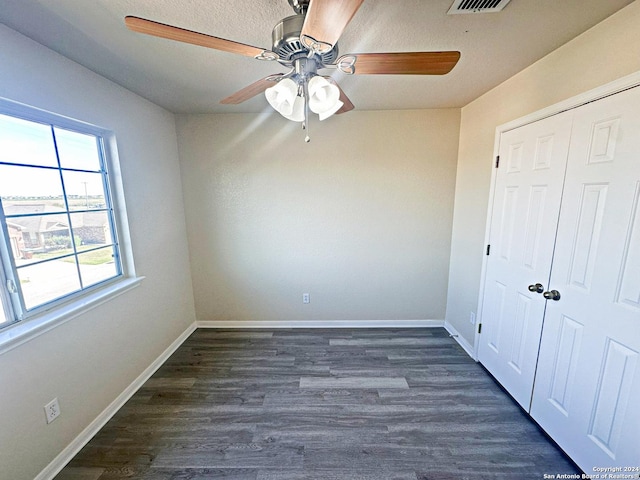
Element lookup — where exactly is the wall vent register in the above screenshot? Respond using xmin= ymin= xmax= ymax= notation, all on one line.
xmin=448 ymin=0 xmax=513 ymax=14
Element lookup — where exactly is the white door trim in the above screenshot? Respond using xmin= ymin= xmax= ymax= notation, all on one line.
xmin=474 ymin=70 xmax=640 ymax=358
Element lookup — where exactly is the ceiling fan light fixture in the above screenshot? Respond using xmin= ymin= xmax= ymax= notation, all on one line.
xmin=265 ymin=78 xmax=298 ymax=116
xmin=265 ymin=73 xmax=342 ymax=125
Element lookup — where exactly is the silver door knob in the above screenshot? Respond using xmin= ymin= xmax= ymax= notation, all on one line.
xmin=543 ymin=290 xmax=561 ymax=301
xmin=528 ymin=283 xmax=544 ymax=294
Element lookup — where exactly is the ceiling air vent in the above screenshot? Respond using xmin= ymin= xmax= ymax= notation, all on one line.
xmin=447 ymin=0 xmax=512 ymax=14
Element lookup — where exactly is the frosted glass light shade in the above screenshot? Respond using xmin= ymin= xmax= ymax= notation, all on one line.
xmin=282 ymin=95 xmax=305 ymax=122
xmin=308 ymin=76 xmax=341 ymax=120
xmin=318 ymin=100 xmax=343 ymax=121
xmin=265 ymin=78 xmax=298 ymax=117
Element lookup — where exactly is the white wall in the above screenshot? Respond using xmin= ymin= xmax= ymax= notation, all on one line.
xmin=445 ymin=0 xmax=640 ymax=345
xmin=177 ymin=109 xmax=460 ymax=323
xmin=0 ymin=25 xmax=196 ymax=479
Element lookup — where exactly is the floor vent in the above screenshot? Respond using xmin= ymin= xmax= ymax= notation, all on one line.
xmin=447 ymin=0 xmax=512 ymax=14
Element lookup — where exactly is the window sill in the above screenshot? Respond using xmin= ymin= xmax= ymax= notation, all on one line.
xmin=0 ymin=276 xmax=144 ymax=356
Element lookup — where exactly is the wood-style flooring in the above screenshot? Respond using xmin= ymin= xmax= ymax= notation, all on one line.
xmin=55 ymin=328 xmax=579 ymax=479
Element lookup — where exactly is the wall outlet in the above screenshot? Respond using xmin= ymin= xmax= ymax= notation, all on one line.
xmin=44 ymin=398 xmax=60 ymax=424
xmin=302 ymin=293 xmax=310 ymax=304
xmin=470 ymin=311 xmax=476 ymax=326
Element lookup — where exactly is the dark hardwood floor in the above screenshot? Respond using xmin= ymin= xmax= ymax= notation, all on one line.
xmin=55 ymin=328 xmax=579 ymax=479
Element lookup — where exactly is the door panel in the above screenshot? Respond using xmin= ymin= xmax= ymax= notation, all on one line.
xmin=617 ymin=182 xmax=640 ymax=309
xmin=531 ymin=86 xmax=640 ymax=471
xmin=478 ymin=110 xmax=574 ymax=410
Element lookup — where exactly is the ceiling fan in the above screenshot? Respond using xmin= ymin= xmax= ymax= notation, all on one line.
xmin=125 ymin=0 xmax=460 ymax=141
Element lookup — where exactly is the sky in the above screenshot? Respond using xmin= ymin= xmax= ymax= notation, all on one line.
xmin=0 ymin=113 xmax=105 ymax=198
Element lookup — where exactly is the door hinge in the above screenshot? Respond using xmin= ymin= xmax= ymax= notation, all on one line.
xmin=478 ymin=323 xmax=482 ymax=334
xmin=486 ymin=244 xmax=491 ymax=256
xmin=495 ymin=155 xmax=500 ymax=168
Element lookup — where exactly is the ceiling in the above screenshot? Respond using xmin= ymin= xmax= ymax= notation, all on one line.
xmin=0 ymin=0 xmax=633 ymax=114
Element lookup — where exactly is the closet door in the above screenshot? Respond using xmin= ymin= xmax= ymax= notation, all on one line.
xmin=478 ymin=111 xmax=573 ymax=410
xmin=531 ymin=86 xmax=640 ymax=471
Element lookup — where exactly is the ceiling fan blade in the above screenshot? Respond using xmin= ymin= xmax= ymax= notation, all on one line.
xmin=300 ymin=0 xmax=364 ymax=51
xmin=325 ymin=78 xmax=354 ymax=114
xmin=345 ymin=51 xmax=461 ymax=75
xmin=220 ymin=74 xmax=284 ymax=105
xmin=125 ymin=16 xmax=271 ymax=59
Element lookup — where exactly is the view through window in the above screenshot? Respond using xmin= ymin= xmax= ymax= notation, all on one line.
xmin=0 ymin=111 xmax=122 ymax=327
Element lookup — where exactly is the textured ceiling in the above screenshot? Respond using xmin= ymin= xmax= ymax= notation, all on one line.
xmin=0 ymin=0 xmax=634 ymax=114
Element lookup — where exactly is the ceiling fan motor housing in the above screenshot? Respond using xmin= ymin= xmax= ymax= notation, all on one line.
xmin=272 ymin=14 xmax=338 ymax=65
xmin=287 ymin=0 xmax=310 ymax=15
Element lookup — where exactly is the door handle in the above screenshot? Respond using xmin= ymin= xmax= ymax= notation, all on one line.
xmin=543 ymin=290 xmax=561 ymax=301
xmin=528 ymin=283 xmax=544 ymax=294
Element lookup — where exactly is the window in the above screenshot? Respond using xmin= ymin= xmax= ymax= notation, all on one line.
xmin=0 ymin=102 xmax=132 ymax=331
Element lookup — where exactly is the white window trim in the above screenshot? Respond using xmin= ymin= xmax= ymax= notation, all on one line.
xmin=0 ymin=97 xmax=143 ymax=354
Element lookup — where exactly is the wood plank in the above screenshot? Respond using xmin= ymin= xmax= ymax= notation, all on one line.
xmin=299 ymin=376 xmax=409 ymax=389
xmin=55 ymin=328 xmax=579 ymax=479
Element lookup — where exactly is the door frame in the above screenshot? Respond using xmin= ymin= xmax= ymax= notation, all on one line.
xmin=473 ymin=70 xmax=640 ymax=359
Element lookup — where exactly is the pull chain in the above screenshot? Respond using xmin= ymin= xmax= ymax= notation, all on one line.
xmin=302 ymin=79 xmax=310 ymax=142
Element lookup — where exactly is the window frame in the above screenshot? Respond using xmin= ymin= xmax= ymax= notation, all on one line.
xmin=0 ymin=97 xmax=141 ymax=350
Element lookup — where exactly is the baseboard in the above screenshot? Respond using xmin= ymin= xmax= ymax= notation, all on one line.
xmin=35 ymin=322 xmax=197 ymax=480
xmin=444 ymin=321 xmax=477 ymax=360
xmin=196 ymin=319 xmax=445 ymax=329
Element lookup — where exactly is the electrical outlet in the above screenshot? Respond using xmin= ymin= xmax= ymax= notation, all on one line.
xmin=470 ymin=311 xmax=476 ymax=326
xmin=44 ymin=398 xmax=60 ymax=424
xmin=302 ymin=293 xmax=310 ymax=304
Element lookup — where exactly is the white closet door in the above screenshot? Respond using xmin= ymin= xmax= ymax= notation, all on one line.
xmin=531 ymin=86 xmax=640 ymax=470
xmin=478 ymin=110 xmax=573 ymax=410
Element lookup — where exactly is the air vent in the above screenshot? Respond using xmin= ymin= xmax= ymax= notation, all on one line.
xmin=447 ymin=0 xmax=512 ymax=14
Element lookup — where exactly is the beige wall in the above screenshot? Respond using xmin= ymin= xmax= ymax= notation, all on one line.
xmin=446 ymin=0 xmax=640 ymax=345
xmin=177 ymin=109 xmax=460 ymax=323
xmin=0 ymin=26 xmax=196 ymax=479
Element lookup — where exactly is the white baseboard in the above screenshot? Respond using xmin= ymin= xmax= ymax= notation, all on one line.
xmin=36 ymin=322 xmax=197 ymax=480
xmin=444 ymin=321 xmax=477 ymax=360
xmin=196 ymin=319 xmax=444 ymax=329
